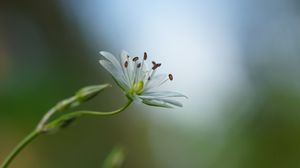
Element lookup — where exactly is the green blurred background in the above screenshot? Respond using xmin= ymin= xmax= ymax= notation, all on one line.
xmin=1 ymin=0 xmax=300 ymax=167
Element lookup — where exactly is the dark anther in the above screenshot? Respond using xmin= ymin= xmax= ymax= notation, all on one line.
xmin=124 ymin=61 xmax=128 ymax=68
xmin=148 ymin=77 xmax=151 ymax=80
xmin=168 ymin=74 xmax=173 ymax=81
xmin=137 ymin=63 xmax=141 ymax=68
xmin=152 ymin=61 xmax=156 ymax=65
xmin=133 ymin=57 xmax=139 ymax=61
xmin=144 ymin=52 xmax=148 ymax=60
xmin=152 ymin=63 xmax=161 ymax=70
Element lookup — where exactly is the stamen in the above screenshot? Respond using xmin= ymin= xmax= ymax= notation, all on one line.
xmin=152 ymin=61 xmax=156 ymax=65
xmin=144 ymin=52 xmax=147 ymax=60
xmin=143 ymin=70 xmax=156 ymax=91
xmin=152 ymin=63 xmax=161 ymax=70
xmin=121 ymin=55 xmax=131 ymax=86
xmin=168 ymin=74 xmax=173 ymax=81
xmin=133 ymin=60 xmax=140 ymax=83
xmin=157 ymin=74 xmax=173 ymax=88
xmin=133 ymin=57 xmax=139 ymax=62
xmin=138 ymin=54 xmax=146 ymax=82
xmin=134 ymin=53 xmax=146 ymax=84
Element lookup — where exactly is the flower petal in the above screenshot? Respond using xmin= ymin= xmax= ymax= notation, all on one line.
xmin=99 ymin=60 xmax=128 ymax=88
xmin=99 ymin=51 xmax=122 ymax=70
xmin=143 ymin=74 xmax=167 ymax=91
xmin=119 ymin=50 xmax=135 ymax=86
xmin=141 ymin=91 xmax=188 ymax=99
xmin=119 ymin=50 xmax=131 ymax=86
xmin=142 ymin=99 xmax=173 ymax=108
xmin=159 ymin=98 xmax=183 ymax=107
xmin=120 ymin=50 xmax=129 ymax=61
xmin=126 ymin=57 xmax=135 ymax=86
xmin=141 ymin=96 xmax=183 ymax=108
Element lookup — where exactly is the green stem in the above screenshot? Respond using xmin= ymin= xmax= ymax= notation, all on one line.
xmin=0 ymin=130 xmax=41 ymax=168
xmin=0 ymin=100 xmax=132 ymax=168
xmin=45 ymin=100 xmax=132 ymax=130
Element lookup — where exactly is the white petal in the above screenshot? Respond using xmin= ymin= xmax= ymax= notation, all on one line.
xmin=143 ymin=74 xmax=167 ymax=91
xmin=120 ymin=50 xmax=129 ymax=61
xmin=119 ymin=50 xmax=131 ymax=85
xmin=159 ymin=98 xmax=183 ymax=107
xmin=127 ymin=57 xmax=135 ymax=86
xmin=120 ymin=51 xmax=135 ymax=86
xmin=99 ymin=60 xmax=128 ymax=88
xmin=99 ymin=51 xmax=122 ymax=70
xmin=142 ymin=99 xmax=173 ymax=108
xmin=141 ymin=96 xmax=183 ymax=107
xmin=141 ymin=91 xmax=188 ymax=99
xmin=139 ymin=63 xmax=148 ymax=80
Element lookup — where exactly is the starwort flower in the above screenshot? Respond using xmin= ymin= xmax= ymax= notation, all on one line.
xmin=99 ymin=51 xmax=187 ymax=108
xmin=1 ymin=50 xmax=187 ymax=168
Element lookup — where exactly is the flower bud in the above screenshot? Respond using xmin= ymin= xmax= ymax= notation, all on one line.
xmin=75 ymin=84 xmax=111 ymax=102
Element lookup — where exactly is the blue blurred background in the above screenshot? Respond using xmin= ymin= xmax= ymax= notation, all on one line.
xmin=1 ymin=0 xmax=300 ymax=167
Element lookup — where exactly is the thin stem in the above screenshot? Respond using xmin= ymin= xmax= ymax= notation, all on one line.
xmin=37 ymin=107 xmax=56 ymax=130
xmin=36 ymin=96 xmax=77 ymax=130
xmin=45 ymin=100 xmax=132 ymax=129
xmin=0 ymin=130 xmax=41 ymax=168
xmin=0 ymin=100 xmax=132 ymax=168
xmin=74 ymin=99 xmax=132 ymax=116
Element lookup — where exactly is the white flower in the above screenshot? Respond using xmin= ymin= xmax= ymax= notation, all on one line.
xmin=99 ymin=50 xmax=186 ymax=108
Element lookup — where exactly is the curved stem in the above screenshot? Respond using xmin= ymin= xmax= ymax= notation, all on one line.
xmin=37 ymin=107 xmax=56 ymax=130
xmin=0 ymin=130 xmax=40 ymax=168
xmin=45 ymin=100 xmax=132 ymax=129
xmin=73 ymin=99 xmax=132 ymax=116
xmin=0 ymin=100 xmax=132 ymax=168
xmin=36 ymin=96 xmax=77 ymax=130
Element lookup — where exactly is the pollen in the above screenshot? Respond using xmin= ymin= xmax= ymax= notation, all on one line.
xmin=144 ymin=52 xmax=147 ymax=60
xmin=152 ymin=63 xmax=161 ymax=70
xmin=168 ymin=74 xmax=173 ymax=81
xmin=133 ymin=57 xmax=139 ymax=61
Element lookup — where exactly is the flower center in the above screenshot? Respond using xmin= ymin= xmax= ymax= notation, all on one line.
xmin=132 ymin=80 xmax=144 ymax=95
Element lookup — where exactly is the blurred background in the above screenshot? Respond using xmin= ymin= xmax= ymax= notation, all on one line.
xmin=1 ymin=0 xmax=300 ymax=167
